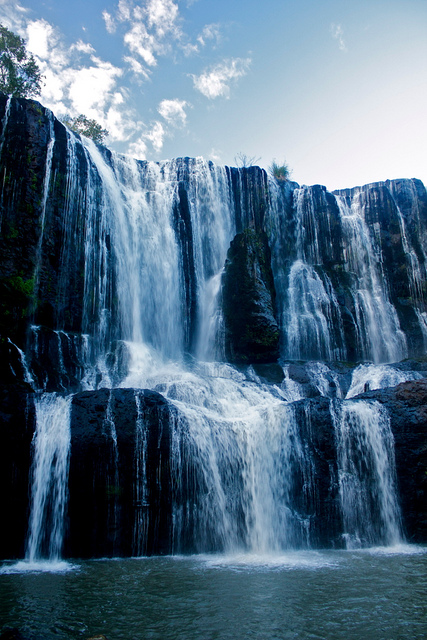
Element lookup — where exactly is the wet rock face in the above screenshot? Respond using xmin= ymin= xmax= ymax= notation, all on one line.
xmin=389 ymin=380 xmax=427 ymax=542
xmin=361 ymin=378 xmax=427 ymax=542
xmin=66 ymin=388 xmax=175 ymax=558
xmin=0 ymin=95 xmax=88 ymax=345
xmin=332 ymin=180 xmax=427 ymax=358
xmin=221 ymin=229 xmax=280 ymax=363
xmin=0 ymin=386 xmax=35 ymax=559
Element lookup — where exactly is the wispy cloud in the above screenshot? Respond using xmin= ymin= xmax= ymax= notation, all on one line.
xmin=191 ymin=57 xmax=251 ymax=99
xmin=123 ymin=55 xmax=151 ymax=81
xmin=0 ymin=0 xmax=29 ymax=31
xmin=330 ymin=23 xmax=347 ymax=52
xmin=70 ymin=40 xmax=96 ymax=55
xmin=197 ymin=23 xmax=222 ymax=48
xmin=0 ymin=0 xmax=251 ymax=160
xmin=107 ymin=0 xmax=185 ymax=75
xmin=102 ymin=10 xmax=116 ymax=34
xmin=158 ymin=98 xmax=189 ymax=127
xmin=142 ymin=120 xmax=165 ymax=152
xmin=7 ymin=11 xmax=136 ymax=143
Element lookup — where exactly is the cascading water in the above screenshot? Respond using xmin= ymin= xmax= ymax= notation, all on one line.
xmin=336 ymin=194 xmax=407 ymax=363
xmin=163 ymin=370 xmax=312 ymax=553
xmin=388 ymin=181 xmax=427 ymax=346
xmin=284 ymin=260 xmax=345 ymax=361
xmin=333 ymin=400 xmax=402 ymax=549
xmin=3 ymin=103 xmax=427 ymax=562
xmin=26 ymin=394 xmax=72 ymax=563
xmin=274 ymin=185 xmax=347 ymax=361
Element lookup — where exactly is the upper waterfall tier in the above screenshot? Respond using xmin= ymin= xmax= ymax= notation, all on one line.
xmin=1 ymin=95 xmax=426 ymax=391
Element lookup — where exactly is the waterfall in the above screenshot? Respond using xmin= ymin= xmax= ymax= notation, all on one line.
xmin=133 ymin=392 xmax=150 ymax=556
xmin=283 ymin=260 xmax=345 ymax=361
xmin=346 ymin=363 xmax=423 ymax=399
xmin=3 ymin=102 xmax=427 ymax=561
xmin=163 ymin=370 xmax=314 ymax=553
xmin=32 ymin=113 xmax=55 ymax=308
xmin=388 ymin=181 xmax=427 ymax=346
xmin=26 ymin=394 xmax=72 ymax=562
xmin=333 ymin=400 xmax=402 ymax=548
xmin=336 ymin=194 xmax=407 ymax=363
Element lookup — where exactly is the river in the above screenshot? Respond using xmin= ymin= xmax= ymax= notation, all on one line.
xmin=1 ymin=546 xmax=426 ymax=639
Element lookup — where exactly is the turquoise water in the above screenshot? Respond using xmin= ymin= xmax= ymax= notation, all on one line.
xmin=1 ymin=547 xmax=426 ymax=640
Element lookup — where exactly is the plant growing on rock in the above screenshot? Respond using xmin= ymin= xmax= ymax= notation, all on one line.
xmin=62 ymin=114 xmax=109 ymax=144
xmin=269 ymin=159 xmax=291 ymax=181
xmin=0 ymin=25 xmax=43 ymax=97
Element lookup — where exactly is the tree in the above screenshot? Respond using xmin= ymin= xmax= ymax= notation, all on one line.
xmin=63 ymin=114 xmax=109 ymax=144
xmin=0 ymin=24 xmax=43 ymax=97
xmin=234 ymin=152 xmax=261 ymax=168
xmin=269 ymin=159 xmax=291 ymax=182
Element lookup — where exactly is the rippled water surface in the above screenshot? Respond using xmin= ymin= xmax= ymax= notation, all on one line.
xmin=1 ymin=547 xmax=427 ymax=640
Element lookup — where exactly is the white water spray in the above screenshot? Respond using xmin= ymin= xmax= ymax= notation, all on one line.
xmin=26 ymin=394 xmax=72 ymax=562
xmin=333 ymin=400 xmax=402 ymax=548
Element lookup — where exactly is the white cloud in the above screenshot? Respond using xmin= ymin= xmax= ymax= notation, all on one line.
xmin=191 ymin=57 xmax=251 ymax=99
xmin=128 ymin=119 xmax=170 ymax=157
xmin=0 ymin=0 xmax=28 ymax=31
xmin=26 ymin=19 xmax=61 ymax=60
xmin=197 ymin=23 xmax=221 ymax=48
xmin=117 ymin=0 xmax=132 ymax=22
xmin=20 ymin=15 xmax=131 ymax=143
xmin=143 ymin=120 xmax=165 ymax=152
xmin=70 ymin=39 xmax=95 ymax=55
xmin=106 ymin=0 xmax=185 ymax=78
xmin=123 ymin=55 xmax=151 ymax=80
xmin=208 ymin=147 xmax=222 ymax=164
xmin=158 ymin=98 xmax=189 ymax=126
xmin=127 ymin=137 xmax=148 ymax=160
xmin=67 ymin=58 xmax=123 ymax=115
xmin=124 ymin=22 xmax=157 ymax=66
xmin=102 ymin=10 xmax=116 ymax=34
xmin=330 ymin=23 xmax=347 ymax=52
xmin=146 ymin=0 xmax=180 ymax=37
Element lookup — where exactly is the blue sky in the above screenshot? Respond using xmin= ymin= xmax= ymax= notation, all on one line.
xmin=1 ymin=0 xmax=426 ymax=191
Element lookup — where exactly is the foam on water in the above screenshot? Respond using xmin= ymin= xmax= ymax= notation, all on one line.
xmin=0 ymin=559 xmax=76 ymax=574
xmin=194 ymin=550 xmax=341 ymax=572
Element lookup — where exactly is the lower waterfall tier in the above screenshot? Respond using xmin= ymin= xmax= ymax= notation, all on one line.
xmin=1 ymin=369 xmax=427 ymax=560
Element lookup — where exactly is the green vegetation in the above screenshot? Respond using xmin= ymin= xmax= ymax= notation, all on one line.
xmin=9 ymin=274 xmax=35 ymax=297
xmin=269 ymin=159 xmax=291 ymax=182
xmin=0 ymin=24 xmax=43 ymax=97
xmin=62 ymin=114 xmax=109 ymax=144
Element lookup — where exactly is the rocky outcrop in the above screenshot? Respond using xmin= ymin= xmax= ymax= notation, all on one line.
xmin=221 ymin=229 xmax=280 ymax=363
xmin=66 ymin=388 xmax=176 ymax=558
xmin=0 ymin=95 xmax=89 ymax=345
xmin=362 ymin=378 xmax=427 ymax=542
xmin=0 ymin=386 xmax=35 ymax=558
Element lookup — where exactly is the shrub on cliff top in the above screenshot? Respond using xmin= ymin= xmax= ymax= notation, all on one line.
xmin=269 ymin=160 xmax=291 ymax=182
xmin=62 ymin=114 xmax=109 ymax=144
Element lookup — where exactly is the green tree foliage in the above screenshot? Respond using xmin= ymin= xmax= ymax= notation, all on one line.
xmin=63 ymin=114 xmax=109 ymax=144
xmin=0 ymin=24 xmax=43 ymax=97
xmin=269 ymin=159 xmax=291 ymax=182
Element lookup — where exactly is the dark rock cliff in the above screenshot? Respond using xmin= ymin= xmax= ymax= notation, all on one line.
xmin=361 ymin=378 xmax=427 ymax=542
xmin=221 ymin=228 xmax=280 ymax=363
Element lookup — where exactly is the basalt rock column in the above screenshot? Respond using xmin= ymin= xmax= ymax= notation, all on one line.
xmin=221 ymin=228 xmax=279 ymax=363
